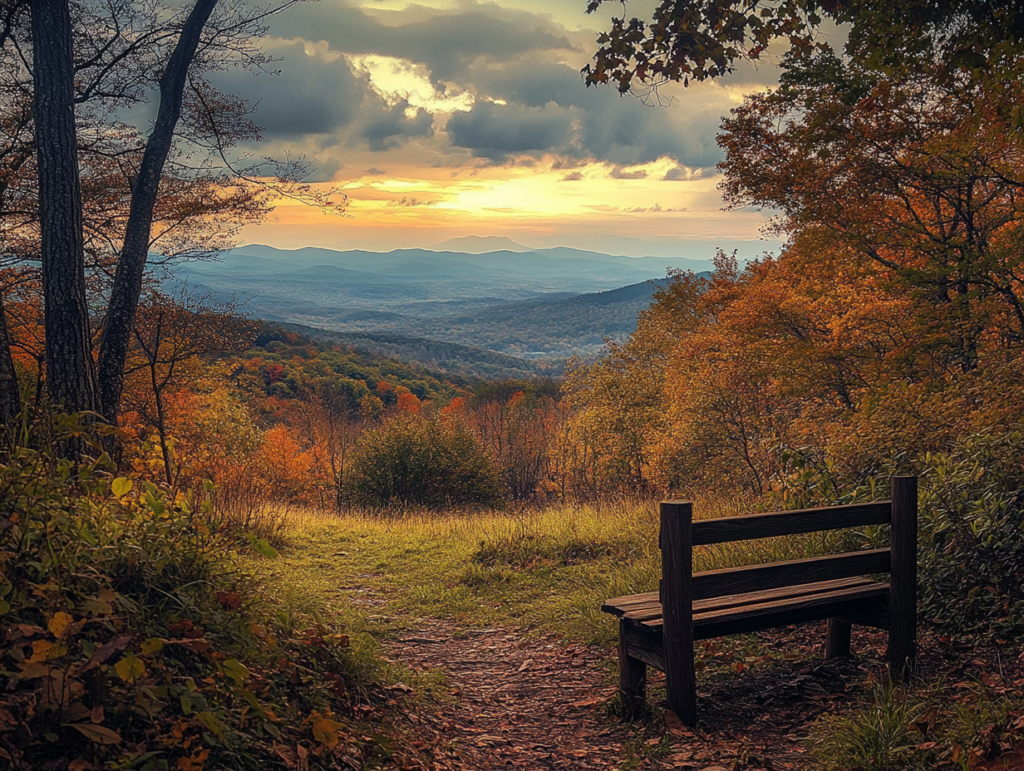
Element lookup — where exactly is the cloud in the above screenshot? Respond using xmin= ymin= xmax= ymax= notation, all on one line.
xmin=611 ymin=167 xmax=648 ymax=179
xmin=458 ymin=59 xmax=731 ymax=168
xmin=561 ymin=171 xmax=584 ymax=181
xmin=357 ymin=101 xmax=435 ymax=152
xmin=268 ymin=2 xmax=573 ymax=83
xmin=447 ymin=101 xmax=577 ymax=161
xmin=220 ymin=1 xmax=766 ymax=184
xmin=211 ymin=41 xmax=365 ymax=138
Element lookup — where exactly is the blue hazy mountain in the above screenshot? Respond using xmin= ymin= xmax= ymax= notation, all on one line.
xmin=172 ymin=244 xmax=711 ymax=358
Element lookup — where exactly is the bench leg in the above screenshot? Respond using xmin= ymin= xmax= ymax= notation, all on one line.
xmin=888 ymin=621 xmax=916 ymax=681
xmin=825 ymin=619 xmax=852 ymax=659
xmin=618 ymin=620 xmax=646 ymax=718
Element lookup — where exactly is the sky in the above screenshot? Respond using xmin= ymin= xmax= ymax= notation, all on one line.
xmin=220 ymin=0 xmax=788 ymax=258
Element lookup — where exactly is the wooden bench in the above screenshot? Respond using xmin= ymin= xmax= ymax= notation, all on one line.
xmin=602 ymin=476 xmax=918 ymax=726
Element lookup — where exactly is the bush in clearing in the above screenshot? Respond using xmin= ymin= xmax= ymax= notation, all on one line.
xmin=347 ymin=414 xmax=502 ymax=509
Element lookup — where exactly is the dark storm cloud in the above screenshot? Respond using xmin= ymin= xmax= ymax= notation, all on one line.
xmin=268 ymin=2 xmax=572 ymax=82
xmin=457 ymin=60 xmax=726 ymax=168
xmin=357 ymin=101 xmax=434 ymax=152
xmin=211 ymin=41 xmax=365 ymax=137
xmin=446 ymin=101 xmax=576 ymax=161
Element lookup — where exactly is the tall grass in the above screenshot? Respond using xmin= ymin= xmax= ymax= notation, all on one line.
xmin=270 ymin=495 xmax=834 ymax=646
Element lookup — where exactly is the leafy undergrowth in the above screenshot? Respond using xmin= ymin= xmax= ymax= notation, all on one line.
xmin=0 ymin=421 xmax=425 ymax=771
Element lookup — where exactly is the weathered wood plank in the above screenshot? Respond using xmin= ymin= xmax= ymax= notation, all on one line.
xmin=691 ymin=549 xmax=891 ymax=600
xmin=691 ymin=501 xmax=892 ymax=546
xmin=660 ymin=501 xmax=697 ymax=726
xmin=602 ymin=591 xmax=659 ymax=615
xmin=619 ymin=577 xmax=881 ymax=624
xmin=692 ymin=589 xmax=888 ymax=640
xmin=888 ymin=476 xmax=917 ymax=678
xmin=637 ymin=582 xmax=890 ymax=631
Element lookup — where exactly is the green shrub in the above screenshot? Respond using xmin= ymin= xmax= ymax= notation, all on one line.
xmin=0 ymin=416 xmax=369 ymax=770
xmin=914 ymin=431 xmax=1024 ymax=634
xmin=778 ymin=428 xmax=1024 ymax=636
xmin=347 ymin=414 xmax=502 ymax=508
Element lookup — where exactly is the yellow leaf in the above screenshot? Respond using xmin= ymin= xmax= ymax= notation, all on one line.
xmin=66 ymin=723 xmax=122 ymax=745
xmin=111 ymin=477 xmax=133 ymax=497
xmin=114 ymin=655 xmax=145 ymax=683
xmin=140 ymin=638 xmax=164 ymax=655
xmin=312 ymin=718 xmax=344 ymax=750
xmin=48 ymin=612 xmax=73 ymax=639
xmin=30 ymin=640 xmax=53 ymax=663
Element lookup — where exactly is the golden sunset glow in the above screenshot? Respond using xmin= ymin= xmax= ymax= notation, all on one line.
xmin=227 ymin=0 xmax=782 ymax=255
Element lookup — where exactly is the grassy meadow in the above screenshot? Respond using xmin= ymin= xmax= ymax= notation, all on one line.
xmin=264 ymin=497 xmax=827 ymax=649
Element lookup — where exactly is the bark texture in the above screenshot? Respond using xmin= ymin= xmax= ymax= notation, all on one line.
xmin=97 ymin=0 xmax=219 ymax=424
xmin=31 ymin=0 xmax=100 ymax=413
xmin=0 ymin=292 xmax=20 ymax=428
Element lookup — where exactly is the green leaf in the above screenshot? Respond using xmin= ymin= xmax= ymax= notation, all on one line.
xmin=251 ymin=537 xmax=278 ymax=560
xmin=197 ymin=711 xmax=227 ymax=740
xmin=0 ymin=599 xmax=10 ymax=616
xmin=111 ymin=477 xmax=133 ymax=497
xmin=222 ymin=658 xmax=250 ymax=685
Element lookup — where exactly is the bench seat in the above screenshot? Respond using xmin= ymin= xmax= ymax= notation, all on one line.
xmin=605 ymin=576 xmax=890 ymax=632
xmin=603 ymin=578 xmax=891 ymax=672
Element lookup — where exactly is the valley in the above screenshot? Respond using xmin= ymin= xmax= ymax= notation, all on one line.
xmin=171 ymin=242 xmax=711 ymax=363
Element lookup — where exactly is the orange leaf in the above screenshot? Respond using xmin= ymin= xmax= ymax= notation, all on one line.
xmin=312 ymin=718 xmax=344 ymax=750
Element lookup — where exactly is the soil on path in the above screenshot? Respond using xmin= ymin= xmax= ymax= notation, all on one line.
xmin=386 ymin=619 xmax=628 ymax=770
xmin=377 ymin=617 xmax=897 ymax=771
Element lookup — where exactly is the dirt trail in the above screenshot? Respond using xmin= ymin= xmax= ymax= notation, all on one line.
xmin=387 ymin=619 xmax=629 ymax=770
xmin=378 ymin=616 xmax=893 ymax=771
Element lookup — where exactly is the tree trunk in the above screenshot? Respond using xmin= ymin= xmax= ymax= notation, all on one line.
xmin=0 ymin=292 xmax=20 ymax=428
xmin=31 ymin=0 xmax=100 ymax=414
xmin=97 ymin=0 xmax=219 ymax=424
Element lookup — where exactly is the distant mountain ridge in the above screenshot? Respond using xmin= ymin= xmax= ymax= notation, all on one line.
xmin=431 ymin=236 xmax=532 ymax=253
xmin=170 ymin=243 xmax=706 ymax=361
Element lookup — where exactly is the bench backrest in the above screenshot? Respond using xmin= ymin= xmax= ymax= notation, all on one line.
xmin=660 ymin=476 xmax=918 ymax=602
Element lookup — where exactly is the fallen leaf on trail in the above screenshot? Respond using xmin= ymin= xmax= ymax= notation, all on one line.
xmin=114 ymin=655 xmax=145 ymax=683
xmin=974 ymin=748 xmax=1024 ymax=770
xmin=665 ymin=710 xmax=694 ymax=737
